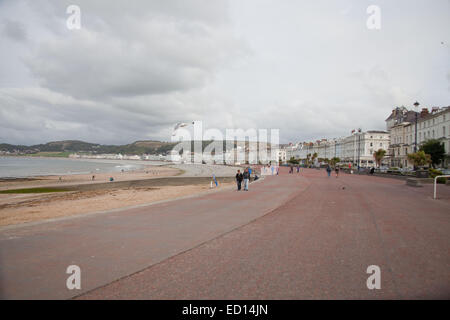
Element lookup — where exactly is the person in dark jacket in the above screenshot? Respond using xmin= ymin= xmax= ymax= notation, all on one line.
xmin=243 ymin=168 xmax=250 ymax=191
xmin=326 ymin=165 xmax=332 ymax=177
xmin=235 ymin=170 xmax=243 ymax=191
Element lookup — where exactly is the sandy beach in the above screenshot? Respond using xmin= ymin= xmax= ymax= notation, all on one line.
xmin=0 ymin=183 xmax=234 ymax=227
xmin=0 ymin=161 xmax=245 ymax=227
xmin=0 ymin=164 xmax=181 ymax=191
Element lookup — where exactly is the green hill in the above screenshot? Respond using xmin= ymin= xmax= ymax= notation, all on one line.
xmin=0 ymin=140 xmax=176 ymax=156
xmin=0 ymin=139 xmax=275 ymax=156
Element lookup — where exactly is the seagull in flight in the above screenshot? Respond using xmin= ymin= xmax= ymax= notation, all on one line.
xmin=172 ymin=122 xmax=188 ymax=135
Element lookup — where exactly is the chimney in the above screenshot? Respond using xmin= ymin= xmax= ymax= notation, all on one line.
xmin=420 ymin=108 xmax=429 ymax=118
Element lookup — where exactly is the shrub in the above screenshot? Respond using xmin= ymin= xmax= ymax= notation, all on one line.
xmin=429 ymin=168 xmax=447 ymax=184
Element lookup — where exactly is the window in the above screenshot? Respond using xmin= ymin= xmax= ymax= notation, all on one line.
xmin=432 ymin=130 xmax=435 ymax=138
xmin=370 ymin=142 xmax=373 ymax=147
xmin=380 ymin=143 xmax=382 ymax=147
xmin=443 ymin=126 xmax=446 ymax=137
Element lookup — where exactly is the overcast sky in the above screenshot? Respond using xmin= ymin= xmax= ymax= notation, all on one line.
xmin=0 ymin=0 xmax=449 ymax=145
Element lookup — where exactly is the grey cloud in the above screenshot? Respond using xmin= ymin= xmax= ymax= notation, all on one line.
xmin=2 ymin=19 xmax=27 ymax=41
xmin=22 ymin=0 xmax=246 ymax=99
xmin=0 ymin=0 xmax=448 ymax=146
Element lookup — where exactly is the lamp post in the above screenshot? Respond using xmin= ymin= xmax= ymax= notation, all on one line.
xmin=414 ymin=101 xmax=420 ymax=153
xmin=357 ymin=128 xmax=362 ymax=171
xmin=334 ymin=139 xmax=337 ymax=158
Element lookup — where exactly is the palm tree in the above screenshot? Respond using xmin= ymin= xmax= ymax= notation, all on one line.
xmin=373 ymin=149 xmax=386 ymax=168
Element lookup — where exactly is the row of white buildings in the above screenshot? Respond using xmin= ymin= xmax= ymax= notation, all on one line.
xmin=283 ymin=130 xmax=390 ymax=168
xmin=282 ymin=105 xmax=450 ymax=169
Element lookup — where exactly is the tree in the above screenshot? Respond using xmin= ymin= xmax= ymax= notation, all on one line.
xmin=311 ymin=152 xmax=318 ymax=163
xmin=330 ymin=157 xmax=340 ymax=166
xmin=407 ymin=151 xmax=431 ymax=168
xmin=305 ymin=153 xmax=312 ymax=166
xmin=288 ymin=157 xmax=299 ymax=165
xmin=373 ymin=149 xmax=386 ymax=168
xmin=420 ymin=139 xmax=446 ymax=168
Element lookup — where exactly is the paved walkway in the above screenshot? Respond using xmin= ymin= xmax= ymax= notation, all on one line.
xmin=1 ymin=168 xmax=449 ymax=299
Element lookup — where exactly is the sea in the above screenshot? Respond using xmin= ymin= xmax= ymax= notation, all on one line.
xmin=0 ymin=157 xmax=154 ymax=178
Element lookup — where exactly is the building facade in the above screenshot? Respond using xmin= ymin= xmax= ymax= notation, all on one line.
xmin=386 ymin=106 xmax=450 ymax=168
xmin=283 ymin=130 xmax=389 ymax=168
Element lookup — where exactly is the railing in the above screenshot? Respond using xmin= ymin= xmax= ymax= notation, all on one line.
xmin=433 ymin=175 xmax=450 ymax=199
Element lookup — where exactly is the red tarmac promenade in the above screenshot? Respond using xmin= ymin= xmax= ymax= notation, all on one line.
xmin=0 ymin=168 xmax=449 ymax=299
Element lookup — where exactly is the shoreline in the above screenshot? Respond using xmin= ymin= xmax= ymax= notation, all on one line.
xmin=0 ymin=162 xmax=246 ymax=227
xmin=0 ymin=156 xmax=173 ymax=179
xmin=0 ymin=177 xmax=236 ymax=227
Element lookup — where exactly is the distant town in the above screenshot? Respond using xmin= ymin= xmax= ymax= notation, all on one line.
xmin=1 ymin=105 xmax=449 ymax=169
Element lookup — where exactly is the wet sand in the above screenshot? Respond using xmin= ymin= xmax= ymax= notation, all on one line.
xmin=0 ymin=162 xmax=243 ymax=227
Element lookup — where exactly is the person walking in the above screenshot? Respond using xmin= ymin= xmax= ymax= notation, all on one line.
xmin=243 ymin=168 xmax=250 ymax=191
xmin=235 ymin=170 xmax=243 ymax=191
xmin=326 ymin=165 xmax=331 ymax=177
xmin=335 ymin=166 xmax=340 ymax=178
xmin=296 ymin=165 xmax=300 ymax=173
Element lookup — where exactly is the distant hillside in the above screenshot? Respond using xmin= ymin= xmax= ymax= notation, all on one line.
xmin=0 ymin=140 xmax=177 ymax=155
xmin=0 ymin=139 xmax=276 ymax=156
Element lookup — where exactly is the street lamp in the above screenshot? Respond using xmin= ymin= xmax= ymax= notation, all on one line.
xmin=357 ymin=128 xmax=362 ymax=171
xmin=414 ymin=101 xmax=420 ymax=153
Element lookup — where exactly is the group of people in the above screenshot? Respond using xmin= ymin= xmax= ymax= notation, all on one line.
xmin=235 ymin=168 xmax=251 ymax=191
xmin=326 ymin=165 xmax=340 ymax=178
xmin=260 ymin=164 xmax=279 ymax=176
xmin=289 ymin=164 xmax=300 ymax=174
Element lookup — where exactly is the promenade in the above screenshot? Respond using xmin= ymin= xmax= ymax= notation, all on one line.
xmin=1 ymin=168 xmax=449 ymax=299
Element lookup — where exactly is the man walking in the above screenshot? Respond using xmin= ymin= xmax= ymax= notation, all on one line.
xmin=243 ymin=168 xmax=250 ymax=191
xmin=235 ymin=170 xmax=243 ymax=191
xmin=326 ymin=165 xmax=331 ymax=177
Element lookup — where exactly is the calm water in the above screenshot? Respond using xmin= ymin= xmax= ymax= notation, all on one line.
xmin=0 ymin=157 xmax=147 ymax=178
